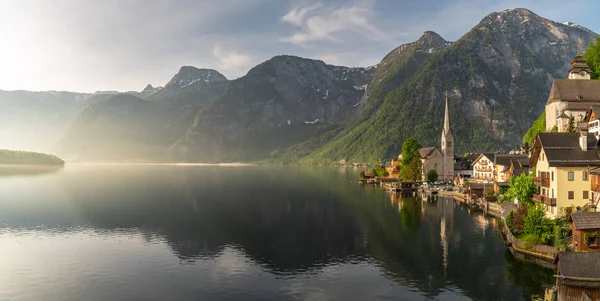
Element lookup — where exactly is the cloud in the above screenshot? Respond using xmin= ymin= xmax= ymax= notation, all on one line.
xmin=281 ymin=0 xmax=383 ymax=46
xmin=213 ymin=46 xmax=254 ymax=77
xmin=281 ymin=3 xmax=322 ymax=26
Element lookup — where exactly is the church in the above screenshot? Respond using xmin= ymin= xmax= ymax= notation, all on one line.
xmin=545 ymin=54 xmax=600 ymax=131
xmin=416 ymin=95 xmax=454 ymax=181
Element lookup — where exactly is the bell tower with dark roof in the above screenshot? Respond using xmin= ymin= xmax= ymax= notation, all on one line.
xmin=568 ymin=54 xmax=592 ymax=80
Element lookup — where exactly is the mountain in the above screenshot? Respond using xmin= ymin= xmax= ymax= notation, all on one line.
xmin=9 ymin=8 xmax=599 ymax=163
xmin=168 ymin=55 xmax=375 ymax=162
xmin=57 ymin=93 xmax=203 ymax=161
xmin=295 ymin=8 xmax=598 ymax=163
xmin=0 ymin=90 xmax=112 ymax=152
xmin=163 ymin=66 xmax=227 ymax=92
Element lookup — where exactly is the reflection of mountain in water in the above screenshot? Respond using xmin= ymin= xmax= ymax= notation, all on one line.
xmin=0 ymin=165 xmax=63 ymax=178
xmin=55 ymin=166 xmax=368 ymax=272
xmin=0 ymin=166 xmax=554 ymax=299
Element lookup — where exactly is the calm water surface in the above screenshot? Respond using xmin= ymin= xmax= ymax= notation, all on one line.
xmin=0 ymin=165 xmax=554 ymax=300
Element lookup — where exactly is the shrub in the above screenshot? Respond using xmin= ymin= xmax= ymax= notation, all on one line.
xmin=524 ymin=204 xmax=555 ymax=245
xmin=509 ymin=205 xmax=528 ymax=235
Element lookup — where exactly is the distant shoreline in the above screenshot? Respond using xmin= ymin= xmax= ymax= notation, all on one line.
xmin=65 ymin=162 xmax=253 ymax=167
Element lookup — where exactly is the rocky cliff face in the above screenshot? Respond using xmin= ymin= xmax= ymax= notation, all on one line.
xmin=298 ymin=8 xmax=599 ymax=163
xmin=169 ymin=55 xmax=375 ymax=161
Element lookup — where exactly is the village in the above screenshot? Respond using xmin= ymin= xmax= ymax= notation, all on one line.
xmin=360 ymin=54 xmax=600 ymax=301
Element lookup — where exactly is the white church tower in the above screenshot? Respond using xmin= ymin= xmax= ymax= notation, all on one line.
xmin=441 ymin=94 xmax=454 ymax=181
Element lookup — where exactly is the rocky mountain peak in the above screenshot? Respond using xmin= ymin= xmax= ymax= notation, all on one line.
xmin=142 ymin=84 xmax=154 ymax=92
xmin=414 ymin=31 xmax=449 ymax=52
xmin=164 ymin=66 xmax=227 ymax=91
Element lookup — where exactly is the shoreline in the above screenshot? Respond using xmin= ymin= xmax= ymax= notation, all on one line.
xmin=64 ymin=162 xmax=254 ymax=167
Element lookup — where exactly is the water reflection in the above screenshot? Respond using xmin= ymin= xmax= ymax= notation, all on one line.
xmin=0 ymin=165 xmax=555 ymax=300
xmin=0 ymin=165 xmax=63 ymax=178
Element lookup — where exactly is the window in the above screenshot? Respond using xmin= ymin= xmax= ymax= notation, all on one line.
xmin=583 ymin=171 xmax=589 ymax=181
xmin=552 ymin=189 xmax=554 ymax=198
xmin=568 ymin=172 xmax=574 ymax=181
xmin=584 ymin=190 xmax=589 ymax=199
xmin=551 ymin=172 xmax=554 ymax=181
xmin=589 ymin=236 xmax=599 ymax=247
xmin=551 ymin=206 xmax=554 ymax=214
xmin=568 ymin=191 xmax=574 ymax=199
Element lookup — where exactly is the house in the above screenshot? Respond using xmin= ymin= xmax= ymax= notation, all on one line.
xmin=530 ymin=131 xmax=600 ymax=218
xmin=569 ymin=211 xmax=600 ymax=252
xmin=454 ymin=158 xmax=473 ymax=178
xmin=546 ymin=55 xmax=600 ymax=132
xmin=504 ymin=157 xmax=529 ymax=182
xmin=554 ymin=252 xmax=600 ymax=300
xmin=472 ymin=153 xmax=495 ymax=181
xmin=385 ymin=159 xmax=401 ymax=178
xmin=493 ymin=154 xmax=529 ymax=191
xmin=590 ymin=167 xmax=600 ymax=212
xmin=585 ymin=106 xmax=600 ymax=139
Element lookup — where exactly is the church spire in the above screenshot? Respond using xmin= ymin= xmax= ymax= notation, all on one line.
xmin=443 ymin=92 xmax=451 ymax=135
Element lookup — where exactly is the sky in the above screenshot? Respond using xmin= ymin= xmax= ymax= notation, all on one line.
xmin=0 ymin=0 xmax=598 ymax=93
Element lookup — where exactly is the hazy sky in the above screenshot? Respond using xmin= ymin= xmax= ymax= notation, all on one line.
xmin=0 ymin=0 xmax=598 ymax=92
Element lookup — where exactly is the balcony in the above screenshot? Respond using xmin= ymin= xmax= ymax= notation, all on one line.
xmin=534 ymin=177 xmax=550 ymax=187
xmin=533 ymin=194 xmax=556 ymax=206
xmin=475 ymin=167 xmax=492 ymax=172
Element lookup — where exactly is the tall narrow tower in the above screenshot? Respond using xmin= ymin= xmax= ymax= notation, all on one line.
xmin=441 ymin=93 xmax=454 ymax=181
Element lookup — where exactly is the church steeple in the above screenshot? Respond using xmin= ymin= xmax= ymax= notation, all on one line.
xmin=443 ymin=93 xmax=452 ymax=136
xmin=441 ymin=92 xmax=454 ymax=181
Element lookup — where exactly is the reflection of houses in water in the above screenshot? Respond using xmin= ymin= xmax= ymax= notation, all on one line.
xmin=473 ymin=214 xmax=490 ymax=237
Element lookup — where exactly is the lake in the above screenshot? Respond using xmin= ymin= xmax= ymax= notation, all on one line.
xmin=0 ymin=165 xmax=554 ymax=300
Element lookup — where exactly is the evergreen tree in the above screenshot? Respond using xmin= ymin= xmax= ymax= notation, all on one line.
xmin=566 ymin=115 xmax=576 ymax=133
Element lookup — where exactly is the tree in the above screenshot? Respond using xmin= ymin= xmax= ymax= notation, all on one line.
xmin=400 ymin=137 xmax=422 ymax=166
xmin=508 ymin=173 xmax=537 ymax=206
xmin=566 ymin=115 xmax=576 ymax=133
xmin=585 ymin=36 xmax=600 ymax=80
xmin=426 ymin=169 xmax=438 ymax=184
xmin=401 ymin=157 xmax=422 ymax=182
xmin=522 ymin=111 xmax=545 ymax=145
xmin=371 ymin=166 xmax=388 ymax=177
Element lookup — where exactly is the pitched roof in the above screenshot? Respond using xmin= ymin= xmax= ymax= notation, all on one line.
xmin=546 ymin=79 xmax=600 ymax=105
xmin=530 ymin=132 xmax=600 ymax=167
xmin=556 ymin=252 xmax=600 ymax=288
xmin=570 ymin=212 xmax=600 ymax=230
xmin=585 ymin=105 xmax=600 ymax=122
xmin=454 ymin=160 xmax=471 ymax=170
xmin=494 ymin=154 xmax=528 ymax=167
xmin=473 ymin=153 xmax=494 ymax=165
xmin=419 ymin=147 xmax=438 ymax=159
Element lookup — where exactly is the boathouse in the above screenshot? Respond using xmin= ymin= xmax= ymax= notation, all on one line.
xmin=554 ymin=252 xmax=600 ymax=300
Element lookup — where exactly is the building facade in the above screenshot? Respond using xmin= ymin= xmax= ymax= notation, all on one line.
xmin=420 ymin=147 xmax=444 ymax=181
xmin=472 ymin=153 xmax=494 ymax=181
xmin=530 ymin=132 xmax=600 ymax=218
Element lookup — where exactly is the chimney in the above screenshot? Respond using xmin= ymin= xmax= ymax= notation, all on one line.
xmin=580 ymin=127 xmax=588 ymax=151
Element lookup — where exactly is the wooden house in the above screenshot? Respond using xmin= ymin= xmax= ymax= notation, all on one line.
xmin=569 ymin=211 xmax=600 ymax=252
xmin=554 ymin=252 xmax=600 ymax=300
